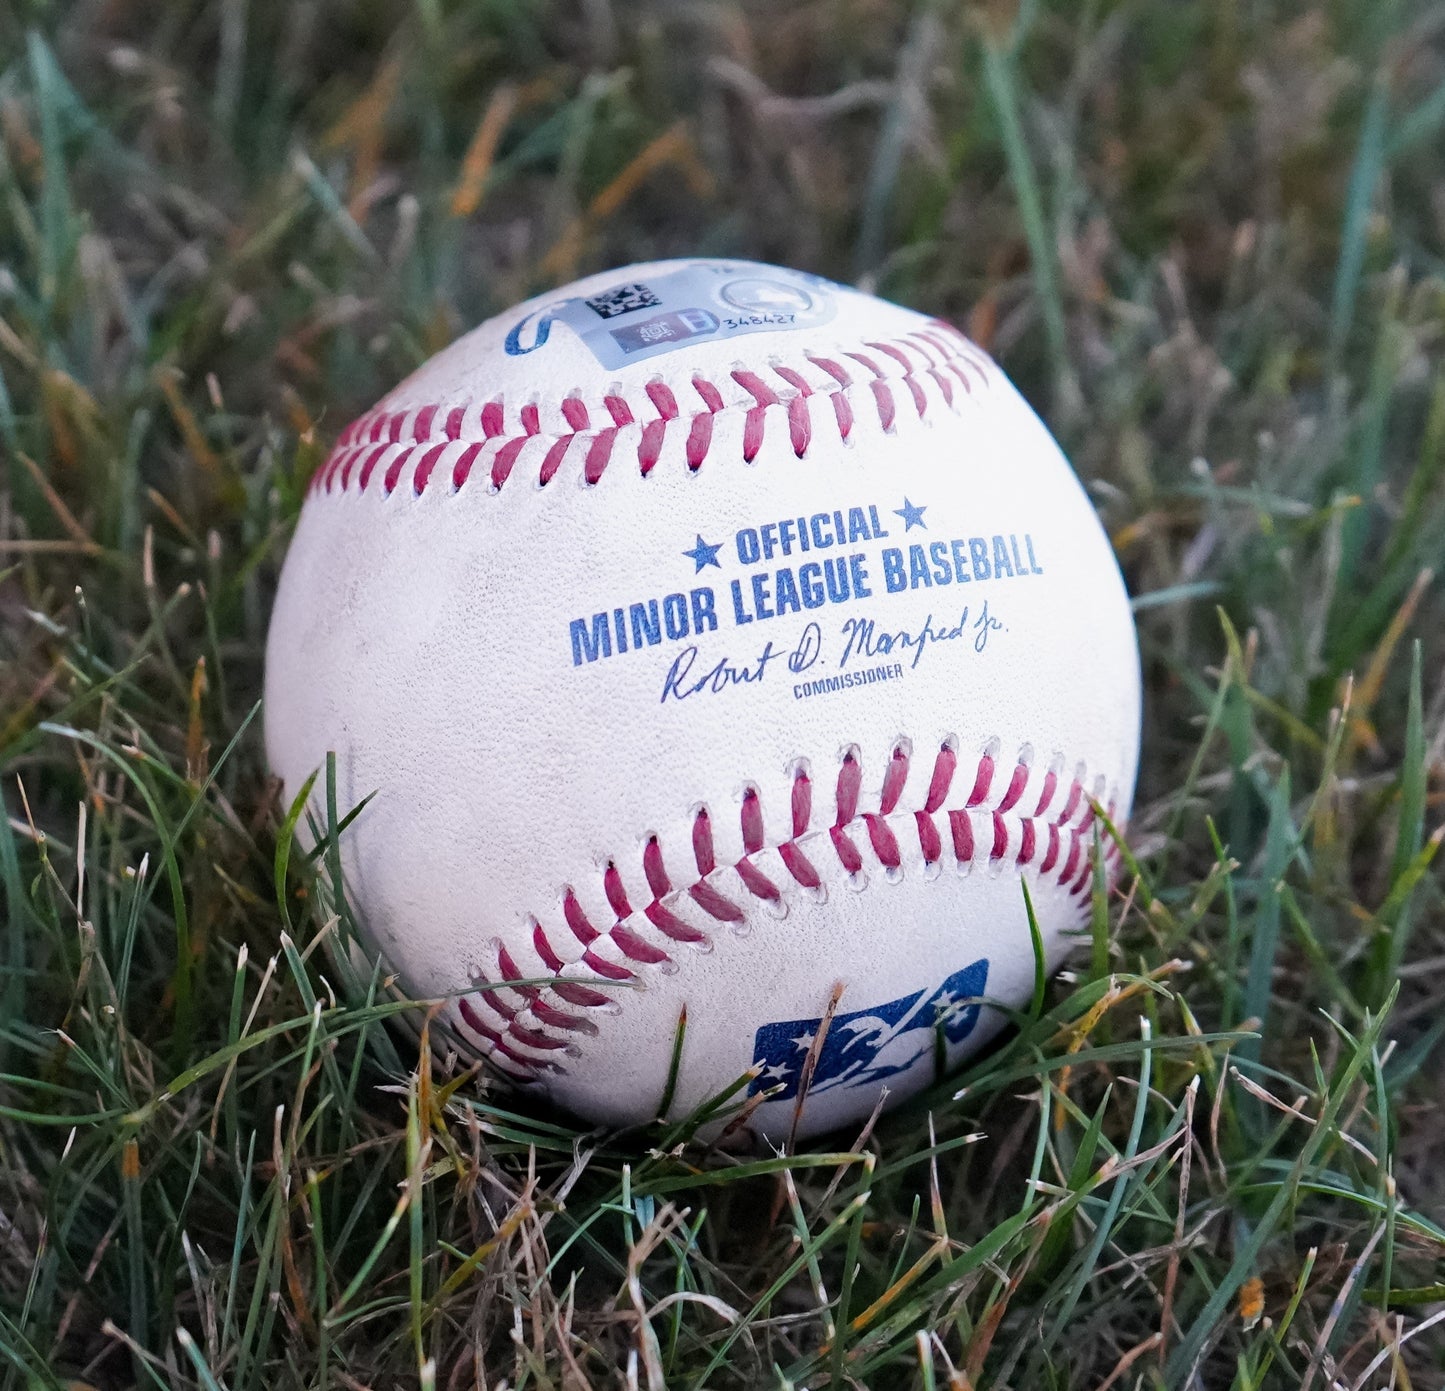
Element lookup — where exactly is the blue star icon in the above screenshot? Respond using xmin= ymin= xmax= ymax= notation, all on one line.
xmin=894 ymin=497 xmax=928 ymax=531
xmin=683 ymin=534 xmax=723 ymax=572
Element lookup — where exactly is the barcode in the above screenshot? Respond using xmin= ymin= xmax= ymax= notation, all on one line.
xmin=585 ymin=282 xmax=661 ymax=319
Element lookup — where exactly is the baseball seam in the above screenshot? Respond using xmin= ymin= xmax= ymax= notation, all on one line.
xmin=454 ymin=741 xmax=1120 ymax=1077
xmin=311 ymin=322 xmax=992 ymax=497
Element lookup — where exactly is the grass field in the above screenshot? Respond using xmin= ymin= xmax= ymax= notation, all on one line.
xmin=3 ymin=1 xmax=1445 ymax=1386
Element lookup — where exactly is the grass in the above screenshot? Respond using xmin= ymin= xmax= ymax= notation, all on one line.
xmin=2 ymin=0 xmax=1445 ymax=1386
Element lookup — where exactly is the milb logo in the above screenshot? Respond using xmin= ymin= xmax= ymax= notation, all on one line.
xmin=749 ymin=959 xmax=990 ymax=1102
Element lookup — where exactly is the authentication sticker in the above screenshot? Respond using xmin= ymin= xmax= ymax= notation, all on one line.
xmin=748 ymin=958 xmax=990 ymax=1102
xmin=504 ymin=262 xmax=840 ymax=368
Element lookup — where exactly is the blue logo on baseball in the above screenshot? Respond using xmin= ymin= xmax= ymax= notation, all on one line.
xmin=749 ymin=958 xmax=990 ymax=1101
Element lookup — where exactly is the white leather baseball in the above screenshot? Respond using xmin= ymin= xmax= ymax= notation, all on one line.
xmin=265 ymin=259 xmax=1141 ymax=1141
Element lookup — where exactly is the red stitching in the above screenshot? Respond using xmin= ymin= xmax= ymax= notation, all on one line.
xmin=563 ymin=890 xmax=600 ymax=945
xmin=949 ymin=809 xmax=974 ymax=861
xmin=643 ymin=837 xmax=670 ymax=897
xmin=871 ymin=380 xmax=897 ymax=431
xmin=638 ymin=418 xmax=667 ymax=475
xmin=864 ymin=814 xmax=901 ymax=868
xmin=997 ymin=761 xmax=1029 ymax=813
xmin=413 ymin=442 xmax=446 ymax=491
xmin=1033 ymin=769 xmax=1058 ymax=817
xmin=646 ymin=381 xmax=679 ymax=418
xmin=830 ymin=823 xmax=864 ymax=874
xmin=866 ymin=340 xmax=917 ymax=373
xmin=532 ymin=999 xmax=598 ymax=1034
xmin=916 ymin=809 xmax=941 ymax=863
xmin=692 ymin=809 xmax=716 ymax=875
xmin=469 ymin=958 xmax=599 ymax=1062
xmin=740 ymin=788 xmax=764 ymax=853
xmin=1018 ymin=819 xmax=1037 ymax=866
xmin=581 ymin=949 xmax=634 ymax=982
xmin=457 ymin=998 xmax=556 ymax=1074
xmin=735 ymin=857 xmax=781 ymax=899
xmin=644 ymin=900 xmax=709 ymax=944
xmin=689 ymin=879 xmax=745 ymax=922
xmin=539 ymin=435 xmax=571 ymax=485
xmin=835 ymin=753 xmax=862 ymax=825
xmin=778 ymin=839 xmax=821 ymax=888
xmin=585 ymin=430 xmax=617 ymax=484
xmin=452 ymin=441 xmax=483 ymax=489
xmin=685 ymin=412 xmax=713 ymax=471
xmin=495 ymin=945 xmax=533 ymax=996
xmin=383 ymin=451 xmax=409 ymax=494
xmin=791 ymin=770 xmax=812 ymax=837
xmin=1040 ymin=824 xmax=1062 ymax=874
xmin=310 ymin=327 xmax=991 ymax=496
xmin=788 ymin=395 xmax=812 ymax=456
xmin=990 ymin=812 xmax=1010 ymax=862
xmin=553 ymin=979 xmax=612 ymax=1009
xmin=880 ymin=745 xmax=910 ymax=814
xmin=966 ymin=754 xmax=995 ymax=807
xmin=491 ymin=436 xmax=529 ymax=488
xmin=604 ymin=864 xmax=637 ymax=920
xmin=924 ymin=744 xmax=957 ymax=812
xmin=356 ymin=445 xmax=387 ymax=491
xmin=471 ymin=745 xmax=1121 ymax=1076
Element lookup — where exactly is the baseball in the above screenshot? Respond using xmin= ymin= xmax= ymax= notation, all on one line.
xmin=265 ymin=258 xmax=1141 ymax=1141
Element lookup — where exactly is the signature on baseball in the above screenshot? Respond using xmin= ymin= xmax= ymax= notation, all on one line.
xmin=660 ymin=621 xmax=823 ymax=701
xmin=659 ymin=604 xmax=1006 ymax=701
xmin=840 ymin=602 xmax=1004 ymax=670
